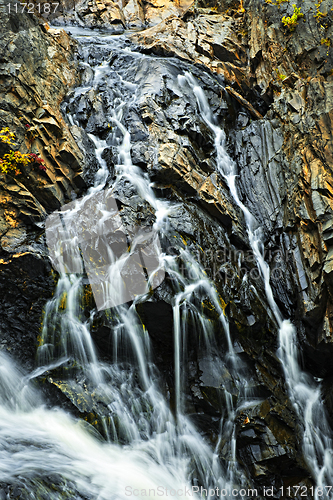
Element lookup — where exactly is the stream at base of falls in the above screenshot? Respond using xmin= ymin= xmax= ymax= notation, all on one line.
xmin=0 ymin=26 xmax=333 ymax=500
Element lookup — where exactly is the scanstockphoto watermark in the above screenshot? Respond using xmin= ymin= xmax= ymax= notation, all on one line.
xmin=124 ymin=486 xmax=259 ymax=497
xmin=166 ymin=245 xmax=286 ymax=284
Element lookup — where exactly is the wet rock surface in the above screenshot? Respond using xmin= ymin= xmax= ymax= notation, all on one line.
xmin=130 ymin=0 xmax=333 ymax=384
xmin=130 ymin=0 xmax=333 ymax=364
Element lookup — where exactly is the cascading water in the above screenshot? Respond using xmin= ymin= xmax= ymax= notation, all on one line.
xmin=179 ymin=73 xmax=333 ymax=497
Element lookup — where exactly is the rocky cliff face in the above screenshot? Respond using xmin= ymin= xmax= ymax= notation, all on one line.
xmin=129 ymin=0 xmax=333 ymax=483
xmin=32 ymin=0 xmax=193 ymax=30
xmin=2 ymin=0 xmax=333 ymax=493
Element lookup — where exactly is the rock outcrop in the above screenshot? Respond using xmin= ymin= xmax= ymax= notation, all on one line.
xmin=131 ymin=0 xmax=333 ymax=379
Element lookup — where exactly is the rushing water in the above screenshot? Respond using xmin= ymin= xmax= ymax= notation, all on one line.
xmin=0 ymin=26 xmax=332 ymax=500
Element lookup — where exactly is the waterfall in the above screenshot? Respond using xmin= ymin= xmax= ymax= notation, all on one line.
xmin=180 ymin=72 xmax=333 ymax=496
xmin=0 ymin=28 xmax=258 ymax=499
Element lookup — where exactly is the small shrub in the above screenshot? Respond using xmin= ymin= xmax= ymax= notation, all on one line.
xmin=282 ymin=4 xmax=304 ymax=31
xmin=314 ymin=10 xmax=326 ymax=20
xmin=0 ymin=128 xmax=16 ymax=146
xmin=314 ymin=0 xmax=326 ymax=21
xmin=0 ymin=151 xmax=33 ymax=175
xmin=30 ymin=153 xmax=47 ymax=171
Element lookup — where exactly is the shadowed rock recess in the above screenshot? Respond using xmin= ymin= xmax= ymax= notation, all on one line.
xmin=1 ymin=0 xmax=333 ymax=493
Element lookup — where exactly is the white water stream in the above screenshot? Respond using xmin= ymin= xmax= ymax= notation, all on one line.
xmin=0 ymin=27 xmax=331 ymax=500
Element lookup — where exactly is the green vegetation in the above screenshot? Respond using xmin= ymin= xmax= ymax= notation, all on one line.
xmin=0 ymin=128 xmax=15 ymax=145
xmin=282 ymin=4 xmax=304 ymax=31
xmin=321 ymin=37 xmax=331 ymax=46
xmin=314 ymin=0 xmax=326 ymax=20
xmin=314 ymin=9 xmax=326 ymax=19
xmin=265 ymin=0 xmax=289 ymax=7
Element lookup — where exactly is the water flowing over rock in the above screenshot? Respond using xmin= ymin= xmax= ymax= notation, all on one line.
xmin=1 ymin=0 xmax=333 ymax=496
